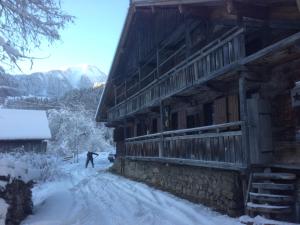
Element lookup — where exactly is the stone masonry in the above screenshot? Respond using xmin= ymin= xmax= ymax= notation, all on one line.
xmin=111 ymin=158 xmax=244 ymax=217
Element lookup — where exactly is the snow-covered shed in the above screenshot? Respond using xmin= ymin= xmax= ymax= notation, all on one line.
xmin=0 ymin=109 xmax=51 ymax=152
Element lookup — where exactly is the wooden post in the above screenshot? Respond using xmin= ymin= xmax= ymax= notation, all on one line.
xmin=138 ymin=67 xmax=142 ymax=90
xmin=114 ymin=85 xmax=117 ymax=105
xmin=124 ymin=81 xmax=127 ymax=99
xmin=159 ymin=100 xmax=164 ymax=157
xmin=239 ymin=71 xmax=250 ymax=165
xmin=156 ymin=48 xmax=160 ymax=78
xmin=297 ymin=0 xmax=300 ymax=12
xmin=185 ymin=16 xmax=192 ymax=58
xmin=123 ymin=119 xmax=127 ymax=156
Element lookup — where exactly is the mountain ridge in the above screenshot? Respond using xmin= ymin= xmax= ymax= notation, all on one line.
xmin=0 ymin=65 xmax=107 ymax=98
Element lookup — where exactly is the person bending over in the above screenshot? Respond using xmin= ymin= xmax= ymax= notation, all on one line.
xmin=85 ymin=151 xmax=99 ymax=168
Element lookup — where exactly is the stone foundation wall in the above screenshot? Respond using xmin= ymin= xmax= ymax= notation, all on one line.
xmin=111 ymin=158 xmax=244 ymax=217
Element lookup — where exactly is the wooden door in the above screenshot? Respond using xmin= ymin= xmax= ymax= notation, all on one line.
xmin=213 ymin=97 xmax=227 ymax=124
xmin=247 ymin=98 xmax=273 ymax=164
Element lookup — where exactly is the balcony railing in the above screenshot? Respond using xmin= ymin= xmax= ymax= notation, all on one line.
xmin=108 ymin=27 xmax=245 ymax=122
xmin=125 ymin=121 xmax=246 ymax=166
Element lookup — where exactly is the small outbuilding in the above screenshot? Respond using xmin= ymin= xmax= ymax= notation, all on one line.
xmin=0 ymin=109 xmax=52 ymax=152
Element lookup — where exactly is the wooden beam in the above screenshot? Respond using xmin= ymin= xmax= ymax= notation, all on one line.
xmin=297 ymin=0 xmax=300 ymax=12
xmin=225 ymin=0 xmax=269 ymax=20
xmin=159 ymin=101 xmax=164 ymax=157
xmin=185 ymin=17 xmax=192 ymax=57
xmin=206 ymin=82 xmax=228 ymax=93
xmin=225 ymin=0 xmax=235 ymax=15
xmin=114 ymin=85 xmax=117 ymax=105
xmin=151 ymin=5 xmax=155 ymax=13
xmin=125 ymin=156 xmax=247 ymax=171
xmin=212 ymin=18 xmax=300 ymax=30
xmin=178 ymin=4 xmax=184 ymax=14
xmin=239 ymin=72 xmax=250 ymax=165
xmin=241 ymin=31 xmax=300 ymax=65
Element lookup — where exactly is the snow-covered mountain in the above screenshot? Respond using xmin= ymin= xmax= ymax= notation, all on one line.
xmin=63 ymin=65 xmax=107 ymax=88
xmin=0 ymin=65 xmax=107 ymax=98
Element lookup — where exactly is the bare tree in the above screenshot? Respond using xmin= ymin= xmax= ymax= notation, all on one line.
xmin=0 ymin=0 xmax=74 ymax=69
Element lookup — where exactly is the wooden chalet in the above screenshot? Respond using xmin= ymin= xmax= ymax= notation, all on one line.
xmin=96 ymin=0 xmax=300 ymax=221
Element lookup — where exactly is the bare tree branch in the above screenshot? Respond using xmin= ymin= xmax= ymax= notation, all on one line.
xmin=0 ymin=0 xmax=74 ymax=71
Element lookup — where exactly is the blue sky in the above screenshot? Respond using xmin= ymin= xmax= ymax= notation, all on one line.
xmin=18 ymin=0 xmax=129 ymax=75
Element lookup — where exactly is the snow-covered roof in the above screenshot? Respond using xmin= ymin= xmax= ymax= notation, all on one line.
xmin=0 ymin=109 xmax=51 ymax=140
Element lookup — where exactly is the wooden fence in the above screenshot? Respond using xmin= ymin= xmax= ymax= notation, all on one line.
xmin=125 ymin=121 xmax=245 ymax=166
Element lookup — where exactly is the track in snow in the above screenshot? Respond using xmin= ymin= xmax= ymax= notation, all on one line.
xmin=22 ymin=153 xmax=241 ymax=225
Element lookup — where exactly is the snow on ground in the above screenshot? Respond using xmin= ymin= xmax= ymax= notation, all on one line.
xmin=0 ymin=154 xmax=40 ymax=183
xmin=0 ymin=152 xmax=58 ymax=225
xmin=0 ymin=198 xmax=8 ymax=225
xmin=22 ymin=152 xmax=241 ymax=225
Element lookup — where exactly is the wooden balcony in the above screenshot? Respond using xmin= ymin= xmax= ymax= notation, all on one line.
xmin=108 ymin=27 xmax=245 ymax=122
xmin=125 ymin=121 xmax=246 ymax=168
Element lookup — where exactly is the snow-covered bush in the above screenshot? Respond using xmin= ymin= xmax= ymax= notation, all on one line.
xmin=47 ymin=109 xmax=113 ymax=156
xmin=0 ymin=152 xmax=66 ymax=183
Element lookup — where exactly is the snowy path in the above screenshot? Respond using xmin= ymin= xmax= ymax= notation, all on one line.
xmin=22 ymin=153 xmax=241 ymax=225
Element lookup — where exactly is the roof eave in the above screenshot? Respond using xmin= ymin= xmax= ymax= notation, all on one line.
xmin=95 ymin=5 xmax=135 ymax=122
xmin=0 ymin=138 xmax=51 ymax=141
xmin=132 ymin=0 xmax=223 ymax=7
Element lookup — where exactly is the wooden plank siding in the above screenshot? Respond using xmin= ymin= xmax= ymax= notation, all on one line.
xmin=213 ymin=97 xmax=227 ymax=124
xmin=228 ymin=95 xmax=240 ymax=122
xmin=115 ymin=8 xmax=184 ymax=83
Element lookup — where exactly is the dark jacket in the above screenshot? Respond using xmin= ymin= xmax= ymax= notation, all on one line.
xmin=87 ymin=151 xmax=99 ymax=159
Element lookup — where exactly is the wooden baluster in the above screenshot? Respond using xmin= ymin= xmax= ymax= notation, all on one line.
xmin=219 ymin=48 xmax=224 ymax=68
xmin=211 ymin=53 xmax=215 ymax=72
xmin=194 ymin=61 xmax=198 ymax=82
xmin=233 ymin=135 xmax=238 ymax=164
xmin=215 ymin=50 xmax=220 ymax=70
xmin=229 ymin=41 xmax=234 ymax=63
xmin=206 ymin=55 xmax=211 ymax=74
xmin=239 ymin=34 xmax=246 ymax=58
xmin=229 ymin=135 xmax=234 ymax=163
xmin=233 ymin=37 xmax=239 ymax=62
xmin=223 ymin=43 xmax=229 ymax=66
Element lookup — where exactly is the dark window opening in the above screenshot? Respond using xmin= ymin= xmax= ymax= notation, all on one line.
xmin=171 ymin=112 xmax=178 ymax=130
xmin=245 ymin=35 xmax=263 ymax=56
xmin=152 ymin=118 xmax=158 ymax=133
xmin=186 ymin=114 xmax=201 ymax=128
xmin=137 ymin=123 xmax=147 ymax=136
xmin=125 ymin=126 xmax=133 ymax=138
xmin=204 ymin=102 xmax=213 ymax=126
xmin=113 ymin=128 xmax=124 ymax=142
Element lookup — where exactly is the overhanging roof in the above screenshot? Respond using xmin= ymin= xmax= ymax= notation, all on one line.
xmin=131 ymin=0 xmax=220 ymax=7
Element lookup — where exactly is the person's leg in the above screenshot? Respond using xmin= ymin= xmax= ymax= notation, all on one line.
xmin=85 ymin=158 xmax=90 ymax=168
xmin=91 ymin=159 xmax=94 ymax=168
